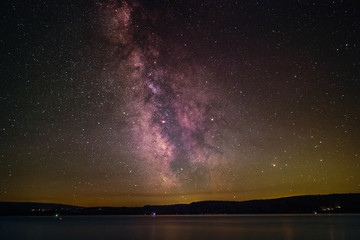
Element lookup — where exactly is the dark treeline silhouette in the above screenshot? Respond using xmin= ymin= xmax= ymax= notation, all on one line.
xmin=1 ymin=193 xmax=360 ymax=216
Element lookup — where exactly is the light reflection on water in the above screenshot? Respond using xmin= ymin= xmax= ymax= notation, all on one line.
xmin=1 ymin=214 xmax=359 ymax=240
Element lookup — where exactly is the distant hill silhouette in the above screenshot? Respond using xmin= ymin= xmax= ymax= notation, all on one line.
xmin=1 ymin=193 xmax=360 ymax=216
xmin=0 ymin=202 xmax=82 ymax=216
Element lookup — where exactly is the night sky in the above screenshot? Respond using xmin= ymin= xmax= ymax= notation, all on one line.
xmin=1 ymin=0 xmax=359 ymax=207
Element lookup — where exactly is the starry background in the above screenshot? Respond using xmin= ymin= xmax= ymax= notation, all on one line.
xmin=1 ymin=0 xmax=359 ymax=207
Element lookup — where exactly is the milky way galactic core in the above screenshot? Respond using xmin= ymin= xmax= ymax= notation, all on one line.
xmin=99 ymin=1 xmax=230 ymax=190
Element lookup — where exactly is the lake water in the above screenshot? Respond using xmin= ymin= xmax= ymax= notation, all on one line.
xmin=1 ymin=215 xmax=359 ymax=240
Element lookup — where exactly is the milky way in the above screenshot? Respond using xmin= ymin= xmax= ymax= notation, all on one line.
xmin=99 ymin=1 xmax=227 ymax=190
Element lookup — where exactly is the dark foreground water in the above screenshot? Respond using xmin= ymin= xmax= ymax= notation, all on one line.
xmin=1 ymin=214 xmax=359 ymax=240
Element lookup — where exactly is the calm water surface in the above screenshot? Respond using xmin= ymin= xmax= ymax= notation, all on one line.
xmin=1 ymin=214 xmax=359 ymax=240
